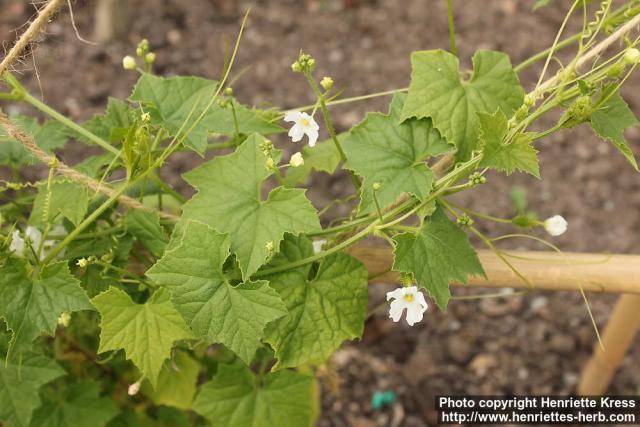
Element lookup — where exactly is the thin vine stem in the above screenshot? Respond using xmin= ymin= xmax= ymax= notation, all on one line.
xmin=446 ymin=0 xmax=458 ymax=57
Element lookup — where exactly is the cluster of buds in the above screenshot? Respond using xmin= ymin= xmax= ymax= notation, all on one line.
xmin=136 ymin=39 xmax=155 ymax=65
xmin=260 ymin=139 xmax=275 ymax=170
xmin=123 ymin=39 xmax=156 ymax=70
xmin=291 ymin=51 xmax=316 ymax=73
xmin=456 ymin=214 xmax=474 ymax=227
xmin=468 ymin=172 xmax=486 ymax=186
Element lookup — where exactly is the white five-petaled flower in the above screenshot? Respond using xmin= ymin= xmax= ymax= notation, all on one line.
xmin=9 ymin=226 xmax=64 ymax=260
xmin=386 ymin=286 xmax=428 ymax=326
xmin=544 ymin=215 xmax=568 ymax=236
xmin=284 ymin=111 xmax=319 ymax=147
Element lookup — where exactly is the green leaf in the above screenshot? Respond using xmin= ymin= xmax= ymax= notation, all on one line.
xmin=193 ymin=363 xmax=318 ymax=427
xmin=392 ymin=207 xmax=486 ymax=309
xmin=401 ymin=49 xmax=524 ymax=161
xmin=80 ymin=97 xmax=133 ymax=144
xmin=30 ymin=381 xmax=119 ymax=427
xmin=130 ymin=75 xmax=283 ymax=154
xmin=590 ymin=91 xmax=639 ymax=171
xmin=181 ymin=133 xmax=321 ymax=279
xmin=478 ymin=110 xmax=540 ymax=177
xmin=344 ymin=93 xmax=451 ymax=213
xmin=263 ymin=235 xmax=368 ymax=369
xmin=0 ymin=259 xmax=93 ymax=354
xmin=0 ymin=116 xmax=67 ymax=168
xmin=283 ymin=136 xmax=341 ymax=187
xmin=30 ymin=180 xmax=90 ymax=226
xmin=74 ymin=152 xmax=119 ymax=178
xmin=0 ymin=350 xmax=65 ymax=427
xmin=141 ymin=350 xmax=200 ymax=410
xmin=125 ymin=210 xmax=168 ymax=258
xmin=91 ymin=287 xmax=193 ymax=387
xmin=146 ymin=221 xmax=287 ymax=364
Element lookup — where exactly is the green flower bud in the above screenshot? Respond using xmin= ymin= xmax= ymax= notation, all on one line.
xmin=144 ymin=52 xmax=156 ymax=64
xmin=291 ymin=61 xmax=302 ymax=73
xmin=372 ymin=182 xmax=381 ymax=191
xmin=320 ymin=76 xmax=334 ymax=90
xmin=225 ymin=87 xmax=234 ymax=96
xmin=624 ymin=48 xmax=640 ymax=65
xmin=523 ymin=94 xmax=536 ymax=107
xmin=607 ymin=62 xmax=626 ymax=78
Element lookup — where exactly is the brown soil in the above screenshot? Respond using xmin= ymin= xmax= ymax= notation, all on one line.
xmin=2 ymin=1 xmax=640 ymax=426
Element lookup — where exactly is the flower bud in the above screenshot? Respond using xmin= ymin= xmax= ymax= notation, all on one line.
xmin=624 ymin=48 xmax=640 ymax=65
xmin=372 ymin=182 xmax=381 ymax=191
xmin=523 ymin=94 xmax=536 ymax=107
xmin=290 ymin=152 xmax=304 ymax=167
xmin=320 ymin=76 xmax=334 ymax=90
xmin=291 ymin=61 xmax=302 ymax=73
xmin=144 ymin=52 xmax=156 ymax=64
xmin=128 ymin=380 xmax=141 ymax=396
xmin=225 ymin=87 xmax=234 ymax=96
xmin=265 ymin=157 xmax=275 ymax=169
xmin=76 ymin=257 xmax=89 ymax=268
xmin=122 ymin=55 xmax=137 ymax=70
xmin=265 ymin=241 xmax=274 ymax=252
xmin=544 ymin=215 xmax=568 ymax=236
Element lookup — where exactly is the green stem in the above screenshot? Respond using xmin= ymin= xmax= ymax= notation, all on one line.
xmin=446 ymin=0 xmax=458 ymax=57
xmin=20 ymin=91 xmax=120 ymax=156
xmin=94 ymin=260 xmax=157 ymax=289
xmin=151 ymin=174 xmax=186 ymax=204
xmin=304 ymin=72 xmax=361 ymax=190
xmin=255 ymin=222 xmax=374 ymax=277
xmin=42 ymin=186 xmax=126 ymax=263
xmin=229 ymin=100 xmax=241 ymax=137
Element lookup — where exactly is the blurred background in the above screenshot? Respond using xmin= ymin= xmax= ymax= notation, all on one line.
xmin=1 ymin=1 xmax=639 ymax=425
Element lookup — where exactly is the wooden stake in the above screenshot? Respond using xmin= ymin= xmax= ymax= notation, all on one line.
xmin=348 ymin=245 xmax=640 ymax=294
xmin=577 ymin=294 xmax=640 ymax=395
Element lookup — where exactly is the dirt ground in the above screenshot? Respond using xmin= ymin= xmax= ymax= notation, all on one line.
xmin=1 ymin=0 xmax=640 ymax=426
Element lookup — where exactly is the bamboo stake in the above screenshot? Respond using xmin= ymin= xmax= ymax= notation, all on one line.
xmin=577 ymin=294 xmax=640 ymax=395
xmin=348 ymin=245 xmax=640 ymax=294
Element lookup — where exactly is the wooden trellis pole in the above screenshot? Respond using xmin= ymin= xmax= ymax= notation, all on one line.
xmin=349 ymin=244 xmax=640 ymax=394
xmin=349 ymin=245 xmax=640 ymax=294
xmin=577 ymin=294 xmax=640 ymax=395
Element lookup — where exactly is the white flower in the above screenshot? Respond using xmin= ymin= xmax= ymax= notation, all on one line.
xmin=9 ymin=230 xmax=25 ymax=256
xmin=386 ymin=286 xmax=428 ymax=326
xmin=9 ymin=226 xmax=61 ymax=260
xmin=544 ymin=215 xmax=568 ymax=236
xmin=284 ymin=111 xmax=319 ymax=147
xmin=312 ymin=239 xmax=326 ymax=254
xmin=290 ymin=152 xmax=304 ymax=167
xmin=122 ymin=55 xmax=137 ymax=70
